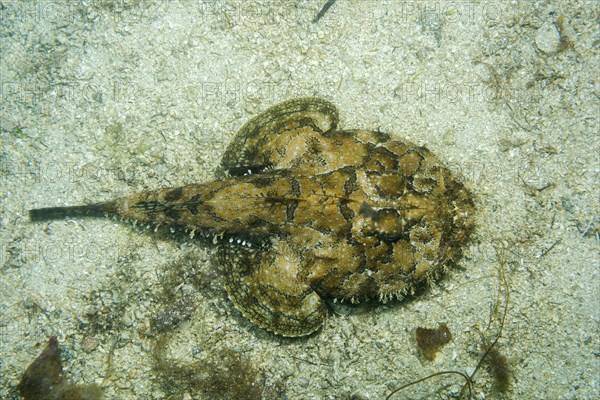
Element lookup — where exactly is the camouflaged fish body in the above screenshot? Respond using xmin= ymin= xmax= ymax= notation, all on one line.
xmin=30 ymin=98 xmax=474 ymax=337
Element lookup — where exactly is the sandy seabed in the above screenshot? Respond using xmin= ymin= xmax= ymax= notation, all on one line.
xmin=1 ymin=1 xmax=598 ymax=399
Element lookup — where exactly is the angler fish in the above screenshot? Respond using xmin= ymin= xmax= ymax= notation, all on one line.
xmin=29 ymin=98 xmax=475 ymax=337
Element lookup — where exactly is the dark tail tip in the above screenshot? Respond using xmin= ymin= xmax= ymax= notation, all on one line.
xmin=29 ymin=204 xmax=110 ymax=222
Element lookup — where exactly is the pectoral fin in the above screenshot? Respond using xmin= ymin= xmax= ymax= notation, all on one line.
xmin=221 ymin=97 xmax=339 ymax=175
xmin=218 ymin=237 xmax=326 ymax=337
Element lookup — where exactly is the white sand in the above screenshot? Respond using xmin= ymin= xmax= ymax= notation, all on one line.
xmin=1 ymin=1 xmax=598 ymax=399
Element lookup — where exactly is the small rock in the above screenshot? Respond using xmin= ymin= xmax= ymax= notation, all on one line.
xmin=535 ymin=21 xmax=561 ymax=54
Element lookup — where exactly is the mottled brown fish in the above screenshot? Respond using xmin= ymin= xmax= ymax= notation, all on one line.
xmin=29 ymin=98 xmax=474 ymax=337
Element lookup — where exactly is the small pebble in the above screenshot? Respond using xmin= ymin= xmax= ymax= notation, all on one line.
xmin=535 ymin=21 xmax=561 ymax=54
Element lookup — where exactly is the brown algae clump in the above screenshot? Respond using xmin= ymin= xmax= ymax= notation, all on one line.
xmin=18 ymin=336 xmax=103 ymax=400
xmin=416 ymin=323 xmax=453 ymax=361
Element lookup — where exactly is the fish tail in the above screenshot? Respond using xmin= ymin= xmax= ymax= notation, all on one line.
xmin=29 ymin=202 xmax=117 ymax=222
